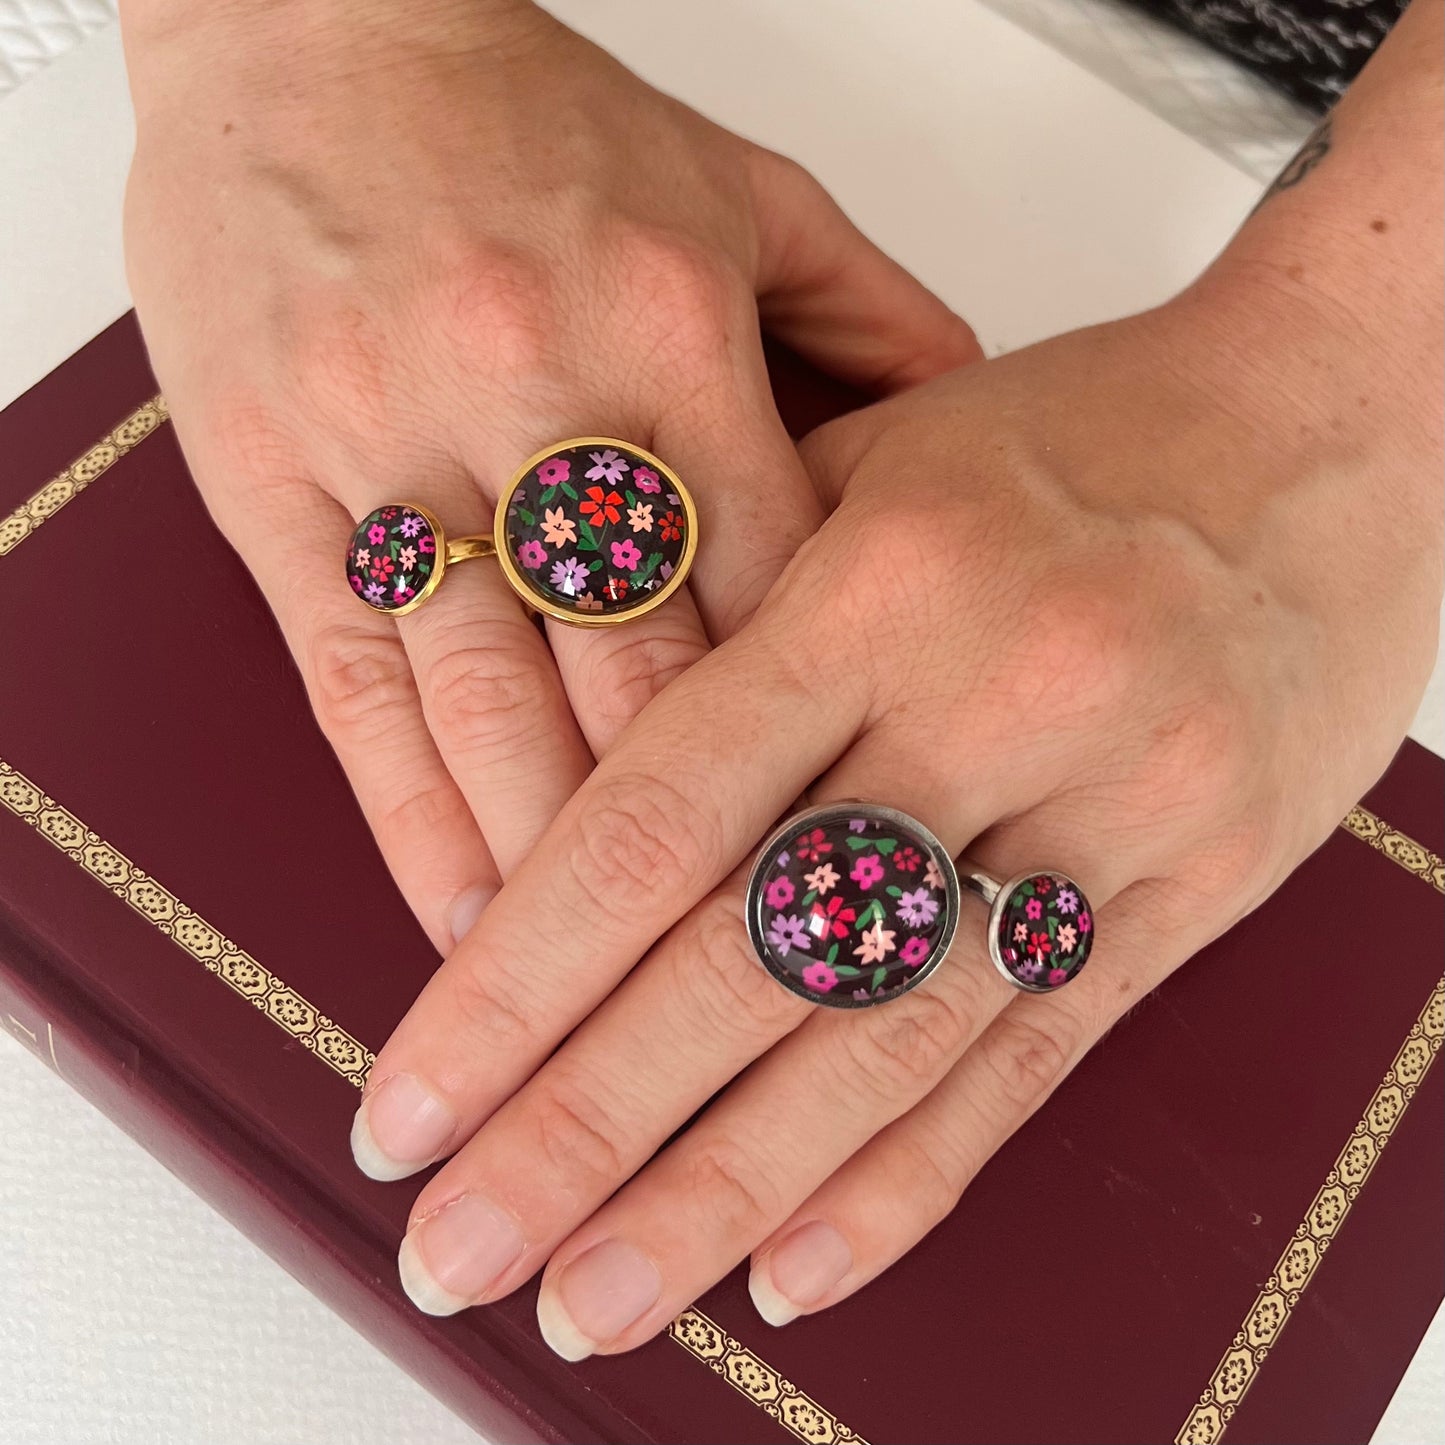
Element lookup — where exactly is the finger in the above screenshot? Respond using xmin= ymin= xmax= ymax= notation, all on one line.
xmin=353 ymin=600 xmax=863 ymax=1180
xmin=203 ymin=468 xmax=499 ymax=954
xmin=744 ymin=882 xmax=1187 ymax=1326
xmin=750 ymin=149 xmax=985 ymax=391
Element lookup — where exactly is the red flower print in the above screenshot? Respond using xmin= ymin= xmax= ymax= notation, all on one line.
xmin=380 ymin=506 xmax=398 ymax=520
xmin=1028 ymin=931 xmax=1053 ymax=960
xmin=794 ymin=828 xmax=832 ymax=862
xmin=808 ymin=896 xmax=856 ymax=941
xmin=602 ymin=576 xmax=630 ymax=602
xmin=369 ymin=555 xmax=395 ymax=582
xmin=894 ymin=846 xmax=921 ymax=872
xmin=580 ymin=486 xmax=623 ymax=526
xmin=659 ymin=510 xmax=684 ymax=542
xmin=1032 ymin=876 xmax=1053 ymax=894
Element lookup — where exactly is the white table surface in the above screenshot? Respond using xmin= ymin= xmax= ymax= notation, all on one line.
xmin=1 ymin=2 xmax=1440 ymax=1441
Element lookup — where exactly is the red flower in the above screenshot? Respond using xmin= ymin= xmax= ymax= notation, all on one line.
xmin=794 ymin=827 xmax=832 ymax=862
xmin=1032 ymin=875 xmax=1053 ymax=894
xmin=1027 ymin=931 xmax=1053 ymax=960
xmin=369 ymin=555 xmax=396 ymax=582
xmin=809 ymin=896 xmax=856 ymax=941
xmin=659 ymin=509 xmax=684 ymax=542
xmin=894 ymin=845 xmax=921 ymax=872
xmin=580 ymin=486 xmax=622 ymax=526
xmin=602 ymin=576 xmax=630 ymax=602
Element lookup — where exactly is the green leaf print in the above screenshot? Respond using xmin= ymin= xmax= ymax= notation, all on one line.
xmin=560 ymin=481 xmax=578 ymax=500
xmin=516 ymin=506 xmax=536 ymax=527
xmin=1046 ymin=914 xmax=1058 ymax=938
xmin=834 ymin=963 xmax=860 ymax=978
xmin=885 ymin=885 xmax=903 ymax=898
xmin=801 ymin=890 xmax=818 ymax=909
xmin=825 ymin=943 xmax=839 ymax=964
xmin=625 ymin=489 xmax=638 ymax=508
xmin=577 ymin=519 xmax=599 ymax=551
xmin=874 ymin=838 xmax=897 ymax=855
xmin=630 ymin=552 xmax=663 ymax=587
xmin=845 ymin=836 xmax=871 ymax=851
xmin=855 ymin=900 xmax=882 ymax=930
xmin=539 ymin=485 xmax=559 ymax=505
xmin=588 ymin=559 xmax=604 ymax=572
xmin=871 ymin=966 xmax=888 ymax=991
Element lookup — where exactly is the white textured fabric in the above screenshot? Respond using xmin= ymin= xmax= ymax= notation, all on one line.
xmin=0 ymin=5 xmax=1439 ymax=1445
xmin=0 ymin=0 xmax=114 ymax=96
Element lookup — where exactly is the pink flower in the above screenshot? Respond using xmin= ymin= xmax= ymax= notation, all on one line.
xmin=541 ymin=506 xmax=577 ymax=548
xmin=801 ymin=961 xmax=838 ymax=993
xmin=610 ymin=538 xmax=642 ymax=570
xmin=627 ymin=502 xmax=654 ymax=533
xmin=850 ymin=853 xmax=885 ymax=889
xmin=1013 ymin=921 xmax=1029 ymax=944
xmin=1056 ymin=923 xmax=1078 ymax=955
xmin=900 ymin=936 xmax=931 ymax=968
xmin=392 ymin=583 xmax=415 ymax=606
xmin=419 ymin=535 xmax=435 ymax=554
xmin=803 ymin=861 xmax=839 ymax=895
xmin=633 ymin=466 xmax=662 ymax=493
xmin=1025 ymin=898 xmax=1043 ymax=920
xmin=764 ymin=876 xmax=795 ymax=909
xmin=353 ymin=547 xmax=371 ymax=568
xmin=1079 ymin=911 xmax=1092 ymax=934
xmin=517 ymin=540 xmax=548 ymax=569
xmin=398 ymin=545 xmax=417 ymax=570
xmin=923 ymin=859 xmax=946 ymax=890
xmin=367 ymin=523 xmax=386 ymax=546
xmin=537 ymin=457 xmax=571 ymax=486
xmin=575 ymin=593 xmax=602 ymax=612
xmin=349 ymin=575 xmax=363 ymax=593
xmin=1048 ymin=967 xmax=1069 ymax=987
xmin=853 ymin=919 xmax=897 ymax=965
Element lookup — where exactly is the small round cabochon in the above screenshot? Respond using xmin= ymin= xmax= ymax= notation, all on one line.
xmin=748 ymin=807 xmax=958 ymax=1008
xmin=993 ymin=873 xmax=1094 ymax=990
xmin=346 ymin=506 xmax=439 ymax=613
xmin=501 ymin=442 xmax=690 ymax=620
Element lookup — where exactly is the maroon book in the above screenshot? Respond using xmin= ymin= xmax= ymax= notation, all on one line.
xmin=1 ymin=314 xmax=1441 ymax=1444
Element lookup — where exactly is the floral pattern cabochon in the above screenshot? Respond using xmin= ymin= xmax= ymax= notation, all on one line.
xmin=346 ymin=505 xmax=439 ymax=613
xmin=500 ymin=441 xmax=692 ymax=621
xmin=992 ymin=872 xmax=1094 ymax=990
xmin=746 ymin=806 xmax=959 ymax=1008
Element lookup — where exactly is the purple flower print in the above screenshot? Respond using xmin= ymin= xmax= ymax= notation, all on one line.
xmin=1055 ymin=887 xmax=1079 ymax=915
xmin=517 ymin=540 xmax=548 ymax=569
xmin=363 ymin=581 xmax=385 ymax=603
xmin=586 ymin=448 xmax=629 ymax=485
xmin=764 ymin=876 xmax=795 ymax=909
xmin=537 ymin=457 xmax=571 ymax=486
xmin=850 ymin=853 xmax=885 ymax=889
xmin=1015 ymin=957 xmax=1043 ymax=983
xmin=896 ymin=888 xmax=939 ymax=928
xmin=848 ymin=818 xmax=867 ymax=834
xmin=399 ymin=514 xmax=425 ymax=538
xmin=899 ymin=935 xmax=931 ymax=968
xmin=550 ymin=556 xmax=590 ymax=596
xmin=610 ymin=537 xmax=643 ymax=570
xmin=766 ymin=914 xmax=811 ymax=956
xmin=634 ymin=466 xmax=662 ymax=493
xmin=1025 ymin=897 xmax=1043 ymax=920
xmin=801 ymin=961 xmax=838 ymax=993
xmin=367 ymin=523 xmax=387 ymax=546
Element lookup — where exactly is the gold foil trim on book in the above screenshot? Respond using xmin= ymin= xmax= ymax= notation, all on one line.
xmin=669 ymin=1311 xmax=869 ymax=1445
xmin=0 ymin=758 xmax=373 ymax=1088
xmin=1339 ymin=806 xmax=1445 ymax=892
xmin=0 ymin=395 xmax=169 ymax=556
xmin=1177 ymin=976 xmax=1445 ymax=1445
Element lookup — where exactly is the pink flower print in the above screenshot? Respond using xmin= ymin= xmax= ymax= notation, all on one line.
xmin=398 ymin=545 xmax=417 ymax=570
xmin=537 ymin=457 xmax=571 ymax=486
xmin=853 ymin=919 xmax=897 ymax=965
xmin=1048 ymin=967 xmax=1069 ymax=987
xmin=575 ymin=593 xmax=603 ymax=612
xmin=418 ymin=535 xmax=435 ymax=554
xmin=894 ymin=845 xmax=921 ymax=873
xmin=627 ymin=502 xmax=654 ymax=533
xmin=1056 ymin=923 xmax=1078 ymax=955
xmin=517 ymin=540 xmax=548 ymax=569
xmin=767 ymin=913 xmax=811 ymax=956
xmin=634 ymin=466 xmax=662 ymax=493
xmin=1025 ymin=898 xmax=1043 ymax=921
xmin=349 ymin=575 xmax=363 ymax=593
xmin=801 ymin=961 xmax=838 ymax=993
xmin=610 ymin=538 xmax=643 ymax=570
xmin=399 ymin=513 xmax=425 ymax=539
xmin=899 ymin=935 xmax=931 ymax=968
xmin=392 ymin=583 xmax=415 ymax=606
xmin=923 ymin=859 xmax=946 ymax=890
xmin=764 ymin=876 xmax=795 ymax=910
xmin=794 ymin=828 xmax=832 ymax=862
xmin=803 ymin=861 xmax=839 ymax=895
xmin=586 ymin=448 xmax=630 ymax=485
xmin=362 ymin=581 xmax=385 ymax=603
xmin=550 ymin=556 xmax=590 ymax=596
xmin=1078 ymin=911 xmax=1092 ymax=934
xmin=1055 ymin=887 xmax=1079 ymax=915
xmin=367 ymin=522 xmax=387 ymax=546
xmin=541 ymin=506 xmax=577 ymax=548
xmin=895 ymin=888 xmax=939 ymax=928
xmin=1013 ymin=921 xmax=1029 ymax=944
xmin=850 ymin=853 xmax=886 ymax=890
xmin=353 ymin=547 xmax=371 ymax=568
xmin=809 ymin=896 xmax=856 ymax=940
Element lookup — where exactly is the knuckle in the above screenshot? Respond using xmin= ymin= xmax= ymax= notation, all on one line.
xmin=978 ymin=1010 xmax=1073 ymax=1116
xmin=577 ymin=627 xmax=705 ymax=746
xmin=428 ymin=242 xmax=555 ymax=378
xmin=423 ymin=639 xmax=558 ymax=760
xmin=1138 ymin=689 xmax=1252 ymax=819
xmin=682 ymin=1136 xmax=780 ymax=1237
xmin=307 ymin=624 xmax=415 ymax=742
xmin=445 ymin=962 xmax=537 ymax=1058
xmin=289 ymin=302 xmax=395 ymax=420
xmin=525 ymin=1073 xmax=628 ymax=1186
xmin=887 ymin=1133 xmax=965 ymax=1230
xmin=843 ymin=988 xmax=966 ymax=1100
xmin=610 ymin=227 xmax=736 ymax=370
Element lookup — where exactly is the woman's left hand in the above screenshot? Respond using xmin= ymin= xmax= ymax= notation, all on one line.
xmin=353 ymin=252 xmax=1440 ymax=1352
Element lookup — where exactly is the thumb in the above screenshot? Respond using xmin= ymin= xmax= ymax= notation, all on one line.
xmin=749 ymin=148 xmax=983 ymax=392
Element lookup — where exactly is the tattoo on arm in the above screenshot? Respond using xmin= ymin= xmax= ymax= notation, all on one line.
xmin=1252 ymin=114 xmax=1334 ymax=214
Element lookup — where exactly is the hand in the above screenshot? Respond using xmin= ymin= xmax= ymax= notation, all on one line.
xmin=119 ymin=0 xmax=978 ymax=956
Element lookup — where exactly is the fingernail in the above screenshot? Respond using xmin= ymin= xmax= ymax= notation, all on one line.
xmin=397 ymin=1194 xmax=527 ymax=1315
xmin=749 ymin=1221 xmax=853 ymax=1327
xmin=350 ymin=1073 xmax=457 ymax=1181
xmin=537 ymin=1240 xmax=662 ymax=1361
xmin=447 ymin=884 xmax=494 ymax=952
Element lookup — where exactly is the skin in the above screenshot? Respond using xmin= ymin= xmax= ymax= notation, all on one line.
xmin=121 ymin=0 xmax=1443 ymax=1360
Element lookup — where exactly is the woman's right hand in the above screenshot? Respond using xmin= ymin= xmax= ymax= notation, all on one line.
xmin=118 ymin=0 xmax=980 ymax=954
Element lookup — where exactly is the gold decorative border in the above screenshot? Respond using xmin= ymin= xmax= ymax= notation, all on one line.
xmin=0 ymin=395 xmax=169 ymax=556
xmin=1178 ymin=976 xmax=1445 ymax=1443
xmin=669 ymin=1310 xmax=868 ymax=1445
xmin=1340 ymin=805 xmax=1445 ymax=893
xmin=0 ymin=759 xmax=373 ymax=1088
